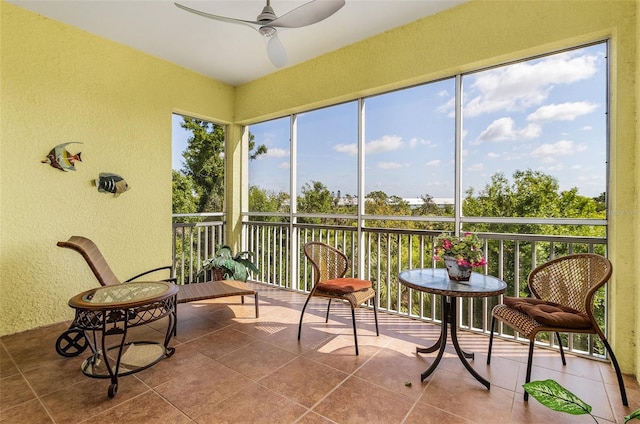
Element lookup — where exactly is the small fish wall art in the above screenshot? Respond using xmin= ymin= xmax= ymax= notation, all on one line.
xmin=95 ymin=172 xmax=130 ymax=196
xmin=41 ymin=142 xmax=83 ymax=171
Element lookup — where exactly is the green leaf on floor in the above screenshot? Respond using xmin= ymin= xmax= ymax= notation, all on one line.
xmin=624 ymin=408 xmax=640 ymax=423
xmin=523 ymin=380 xmax=592 ymax=416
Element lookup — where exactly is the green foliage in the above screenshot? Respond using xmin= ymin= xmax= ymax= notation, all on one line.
xmin=172 ymin=116 xmax=267 ymax=214
xmin=248 ymin=185 xmax=290 ymax=221
xmin=201 ymin=245 xmax=259 ymax=282
xmin=524 ymin=379 xmax=640 ymax=423
xmin=172 ymin=170 xmax=198 ymax=216
xmin=523 ymin=380 xmax=593 ymax=417
xmin=297 ymin=181 xmax=335 ymax=223
xmin=625 ymin=409 xmax=640 ymax=423
xmin=180 ymin=117 xmax=226 ymax=212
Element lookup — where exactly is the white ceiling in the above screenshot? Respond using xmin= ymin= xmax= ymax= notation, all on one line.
xmin=9 ymin=0 xmax=467 ymax=86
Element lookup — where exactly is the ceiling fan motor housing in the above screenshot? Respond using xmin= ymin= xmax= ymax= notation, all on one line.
xmin=257 ymin=4 xmax=276 ymax=23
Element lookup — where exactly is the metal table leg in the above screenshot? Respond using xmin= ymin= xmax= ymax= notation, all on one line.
xmin=417 ymin=295 xmax=490 ymax=389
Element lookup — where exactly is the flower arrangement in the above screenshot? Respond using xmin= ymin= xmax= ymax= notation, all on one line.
xmin=433 ymin=232 xmax=487 ymax=267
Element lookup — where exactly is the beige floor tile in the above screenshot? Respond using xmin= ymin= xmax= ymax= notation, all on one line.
xmin=88 ymin=391 xmax=192 ymax=423
xmin=260 ymin=356 xmax=349 ymax=407
xmin=39 ymin=377 xmax=150 ymax=424
xmin=1 ymin=284 xmax=638 ymax=424
xmin=313 ymin=376 xmax=415 ymax=423
xmin=154 ymin=361 xmax=253 ymax=417
xmin=0 ymin=374 xmax=36 ymax=412
xmin=0 ymin=398 xmax=54 ymax=424
xmin=194 ymin=382 xmax=308 ymax=423
xmin=216 ymin=338 xmax=298 ymax=380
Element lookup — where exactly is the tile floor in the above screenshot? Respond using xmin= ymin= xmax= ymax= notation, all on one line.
xmin=1 ymin=282 xmax=638 ymax=423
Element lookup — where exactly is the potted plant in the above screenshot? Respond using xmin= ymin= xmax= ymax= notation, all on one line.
xmin=433 ymin=232 xmax=487 ymax=281
xmin=199 ymin=245 xmax=258 ymax=282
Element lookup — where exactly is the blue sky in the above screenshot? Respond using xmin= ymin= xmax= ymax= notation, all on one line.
xmin=175 ymin=42 xmax=607 ymax=200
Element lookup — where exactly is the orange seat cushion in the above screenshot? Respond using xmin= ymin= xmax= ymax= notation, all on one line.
xmin=504 ymin=297 xmax=592 ymax=329
xmin=317 ymin=278 xmax=372 ymax=295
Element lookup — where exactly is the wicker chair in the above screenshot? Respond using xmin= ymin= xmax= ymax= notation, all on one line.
xmin=298 ymin=242 xmax=379 ymax=355
xmin=486 ymin=253 xmax=627 ymax=405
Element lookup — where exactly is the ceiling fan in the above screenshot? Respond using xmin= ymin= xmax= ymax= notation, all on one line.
xmin=174 ymin=0 xmax=346 ymax=68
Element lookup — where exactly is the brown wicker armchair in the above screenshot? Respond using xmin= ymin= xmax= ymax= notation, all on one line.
xmin=486 ymin=253 xmax=627 ymax=405
xmin=298 ymin=242 xmax=379 ymax=355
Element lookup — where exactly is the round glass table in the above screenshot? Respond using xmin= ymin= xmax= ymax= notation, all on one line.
xmin=67 ymin=281 xmax=178 ymax=397
xmin=398 ymin=268 xmax=507 ymax=389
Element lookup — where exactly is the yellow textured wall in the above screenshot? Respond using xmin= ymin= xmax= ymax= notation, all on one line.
xmin=0 ymin=3 xmax=234 ymax=335
xmin=234 ymin=0 xmax=638 ymax=374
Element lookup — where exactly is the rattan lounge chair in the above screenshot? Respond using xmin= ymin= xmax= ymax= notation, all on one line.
xmin=55 ymin=236 xmax=258 ymax=356
xmin=486 ymin=253 xmax=627 ymax=405
xmin=298 ymin=241 xmax=379 ymax=355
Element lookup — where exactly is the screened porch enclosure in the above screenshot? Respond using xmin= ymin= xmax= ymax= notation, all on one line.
xmin=172 ymin=217 xmax=610 ymax=363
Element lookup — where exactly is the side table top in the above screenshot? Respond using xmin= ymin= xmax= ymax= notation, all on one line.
xmin=399 ymin=268 xmax=507 ymax=298
xmin=68 ymin=281 xmax=178 ymax=310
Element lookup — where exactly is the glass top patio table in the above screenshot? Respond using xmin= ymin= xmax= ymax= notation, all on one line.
xmin=398 ymin=268 xmax=506 ymax=298
xmin=398 ymin=268 xmax=507 ymax=389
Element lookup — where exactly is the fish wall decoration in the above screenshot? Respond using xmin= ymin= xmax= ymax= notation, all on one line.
xmin=95 ymin=172 xmax=130 ymax=196
xmin=42 ymin=142 xmax=83 ymax=171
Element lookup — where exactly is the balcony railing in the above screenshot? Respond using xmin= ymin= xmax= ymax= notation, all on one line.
xmin=172 ymin=214 xmax=608 ymax=360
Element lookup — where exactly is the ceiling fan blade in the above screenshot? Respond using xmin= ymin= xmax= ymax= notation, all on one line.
xmin=266 ymin=32 xmax=288 ymax=68
xmin=174 ymin=2 xmax=260 ymax=29
xmin=270 ymin=0 xmax=345 ymax=29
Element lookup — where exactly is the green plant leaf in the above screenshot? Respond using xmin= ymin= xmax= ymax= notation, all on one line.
xmin=523 ymin=380 xmax=592 ymax=416
xmin=624 ymin=408 xmax=640 ymax=423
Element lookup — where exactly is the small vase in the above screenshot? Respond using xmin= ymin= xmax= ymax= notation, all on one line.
xmin=443 ymin=256 xmax=472 ymax=281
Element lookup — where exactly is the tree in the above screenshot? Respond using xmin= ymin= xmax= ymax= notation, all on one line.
xmin=172 ymin=170 xmax=198 ymax=218
xmin=297 ymin=181 xmax=334 ymax=223
xmin=248 ymin=185 xmax=290 ymax=222
xmin=173 ymin=117 xmax=266 ymax=214
xmin=462 ymin=169 xmax=605 ymax=300
xmin=179 ymin=118 xmax=225 ymax=212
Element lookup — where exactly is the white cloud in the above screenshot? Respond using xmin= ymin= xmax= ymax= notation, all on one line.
xmin=277 ymin=162 xmax=290 ymax=169
xmin=409 ymin=137 xmax=435 ymax=148
xmin=426 ymin=159 xmax=440 ymax=166
xmin=367 ymin=135 xmax=404 ymax=154
xmin=519 ymin=123 xmax=542 ymax=139
xmin=436 ymin=96 xmax=455 ymax=116
xmin=582 ymin=126 xmax=593 ymax=131
xmin=377 ymin=161 xmax=407 ymax=169
xmin=531 ymin=140 xmax=587 ymax=161
xmin=476 ymin=117 xmax=540 ymax=143
xmin=467 ymin=163 xmax=484 ymax=171
xmin=261 ymin=147 xmax=289 ymax=159
xmin=463 ymin=52 xmax=598 ymax=117
xmin=527 ymin=101 xmax=597 ymax=122
xmin=333 ymin=135 xmax=404 ymax=156
xmin=334 ymin=143 xmax=357 ymax=155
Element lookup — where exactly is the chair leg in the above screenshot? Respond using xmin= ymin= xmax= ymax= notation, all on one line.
xmin=487 ymin=316 xmax=496 ymax=365
xmin=372 ymin=296 xmax=379 ymax=336
xmin=351 ymin=306 xmax=359 ymax=356
xmin=601 ymin=338 xmax=628 ymax=406
xmin=555 ymin=332 xmax=566 ymax=366
xmin=524 ymin=341 xmax=535 ymax=401
xmin=298 ymin=294 xmax=313 ymax=340
xmin=325 ymin=299 xmax=332 ymax=323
